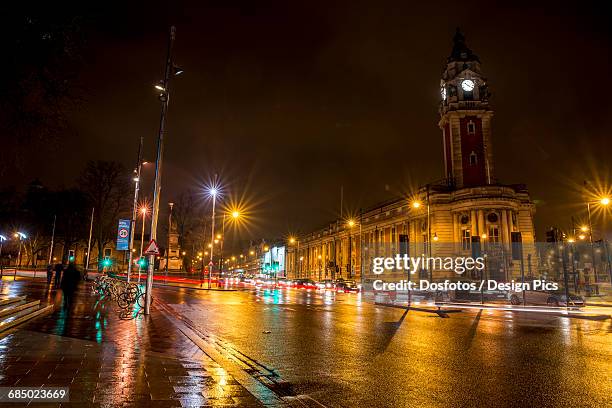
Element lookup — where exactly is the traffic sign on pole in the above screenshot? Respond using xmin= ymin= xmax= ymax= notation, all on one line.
xmin=144 ymin=239 xmax=160 ymax=255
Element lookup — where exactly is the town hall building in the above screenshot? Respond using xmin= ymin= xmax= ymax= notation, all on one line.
xmin=286 ymin=30 xmax=537 ymax=283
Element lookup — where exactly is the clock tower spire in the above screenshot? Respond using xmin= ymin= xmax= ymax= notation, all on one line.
xmin=439 ymin=29 xmax=493 ymax=188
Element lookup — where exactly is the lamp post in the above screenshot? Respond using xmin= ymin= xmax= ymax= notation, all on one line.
xmin=0 ymin=235 xmax=6 ymax=277
xmin=208 ymin=186 xmax=218 ymax=289
xmin=219 ymin=210 xmax=240 ymax=276
xmin=14 ymin=232 xmax=26 ymax=280
xmin=585 ymin=196 xmax=611 ymax=283
xmin=145 ymin=26 xmax=181 ymax=315
xmin=164 ymin=202 xmax=174 ymax=283
xmin=289 ymin=237 xmax=298 ymax=279
xmin=138 ymin=206 xmax=148 ymax=284
xmin=127 ymin=134 xmax=146 ymax=283
xmin=347 ymin=220 xmax=356 ymax=279
xmin=412 ymin=185 xmax=432 ymax=281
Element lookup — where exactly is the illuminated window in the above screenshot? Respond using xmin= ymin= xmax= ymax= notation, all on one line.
xmin=462 ymin=229 xmax=471 ymax=250
xmin=488 ymin=226 xmax=500 ymax=243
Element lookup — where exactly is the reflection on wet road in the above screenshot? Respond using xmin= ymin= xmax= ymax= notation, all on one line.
xmin=156 ymin=285 xmax=612 ymax=408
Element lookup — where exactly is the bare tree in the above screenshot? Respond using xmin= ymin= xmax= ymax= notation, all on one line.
xmin=79 ymin=161 xmax=131 ymax=269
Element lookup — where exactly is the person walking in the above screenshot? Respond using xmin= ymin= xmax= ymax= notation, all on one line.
xmin=54 ymin=263 xmax=63 ymax=286
xmin=46 ymin=264 xmax=53 ymax=284
xmin=61 ymin=263 xmax=80 ymax=310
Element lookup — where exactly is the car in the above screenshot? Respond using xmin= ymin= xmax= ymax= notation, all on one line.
xmin=294 ymin=279 xmax=317 ymax=289
xmin=275 ymin=278 xmax=294 ymax=288
xmin=316 ymin=279 xmax=335 ymax=290
xmin=508 ymin=289 xmax=584 ymax=307
xmin=335 ymin=280 xmax=360 ymax=293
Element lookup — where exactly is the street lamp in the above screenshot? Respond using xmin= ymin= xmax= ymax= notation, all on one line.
xmin=0 ymin=235 xmax=6 ymax=277
xmin=218 ymin=209 xmax=241 ymax=275
xmin=205 ymin=184 xmax=220 ymax=288
xmin=14 ymin=232 xmax=26 ymax=280
xmin=347 ymin=220 xmax=357 ymax=278
xmin=145 ymin=25 xmax=180 ymax=315
xmin=137 ymin=205 xmax=148 ymax=283
xmin=411 ymin=185 xmax=432 ymax=281
xmin=585 ymin=196 xmax=610 ymax=283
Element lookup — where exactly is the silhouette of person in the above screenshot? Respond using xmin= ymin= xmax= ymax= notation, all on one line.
xmin=61 ymin=263 xmax=80 ymax=310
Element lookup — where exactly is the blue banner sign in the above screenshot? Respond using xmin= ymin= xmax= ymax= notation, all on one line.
xmin=116 ymin=219 xmax=131 ymax=251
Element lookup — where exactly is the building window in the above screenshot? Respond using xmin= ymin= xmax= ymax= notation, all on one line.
xmin=487 ymin=212 xmax=498 ymax=223
xmin=467 ymin=121 xmax=476 ymax=134
xmin=423 ymin=233 xmax=429 ymax=255
xmin=462 ymin=229 xmax=471 ymax=250
xmin=469 ymin=151 xmax=477 ymax=165
xmin=460 ymin=214 xmax=470 ymax=225
xmin=488 ymin=226 xmax=500 ymax=243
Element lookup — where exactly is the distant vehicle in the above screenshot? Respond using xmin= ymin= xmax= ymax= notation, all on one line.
xmin=508 ymin=290 xmax=584 ymax=307
xmin=316 ymin=279 xmax=335 ymax=290
xmin=275 ymin=278 xmax=294 ymax=288
xmin=335 ymin=280 xmax=360 ymax=293
xmin=294 ymin=279 xmax=317 ymax=289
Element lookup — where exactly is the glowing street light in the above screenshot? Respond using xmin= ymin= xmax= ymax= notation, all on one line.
xmin=412 ymin=201 xmax=421 ymax=209
xmin=14 ymin=232 xmax=26 ymax=276
xmin=0 ymin=234 xmax=6 ymax=275
xmin=232 ymin=210 xmax=240 ymax=219
xmin=601 ymin=197 xmax=610 ymax=206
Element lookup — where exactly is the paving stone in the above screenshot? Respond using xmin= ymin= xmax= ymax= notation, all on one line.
xmin=0 ymin=280 xmax=264 ymax=407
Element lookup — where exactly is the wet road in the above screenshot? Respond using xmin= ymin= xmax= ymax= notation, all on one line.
xmin=154 ymin=285 xmax=612 ymax=408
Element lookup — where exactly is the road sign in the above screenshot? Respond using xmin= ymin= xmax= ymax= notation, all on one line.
xmin=144 ymin=239 xmax=160 ymax=255
xmin=116 ymin=219 xmax=131 ymax=251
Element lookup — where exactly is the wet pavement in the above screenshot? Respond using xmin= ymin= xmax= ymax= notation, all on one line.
xmin=1 ymin=277 xmax=611 ymax=407
xmin=0 ymin=278 xmax=264 ymax=407
xmin=154 ymin=284 xmax=612 ymax=408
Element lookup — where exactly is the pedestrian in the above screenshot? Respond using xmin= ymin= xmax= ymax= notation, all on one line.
xmin=61 ymin=263 xmax=80 ymax=310
xmin=46 ymin=264 xmax=53 ymax=284
xmin=54 ymin=263 xmax=63 ymax=286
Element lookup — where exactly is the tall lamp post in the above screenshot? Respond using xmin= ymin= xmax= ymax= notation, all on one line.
xmin=412 ymin=186 xmax=431 ymax=281
xmin=14 ymin=232 xmax=26 ymax=280
xmin=289 ymin=237 xmax=298 ymax=280
xmin=208 ymin=187 xmax=218 ymax=289
xmin=145 ymin=26 xmax=181 ymax=315
xmin=0 ymin=235 xmax=6 ymax=277
xmin=166 ymin=202 xmax=174 ymax=282
xmin=127 ymin=134 xmax=146 ymax=283
xmin=586 ymin=196 xmax=611 ymax=283
xmin=219 ymin=210 xmax=241 ymax=275
xmin=347 ymin=220 xmax=356 ymax=279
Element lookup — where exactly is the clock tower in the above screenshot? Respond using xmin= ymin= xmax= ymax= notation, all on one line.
xmin=439 ymin=29 xmax=494 ymax=188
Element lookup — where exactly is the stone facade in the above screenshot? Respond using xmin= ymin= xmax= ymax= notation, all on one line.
xmin=286 ymin=30 xmax=536 ymax=282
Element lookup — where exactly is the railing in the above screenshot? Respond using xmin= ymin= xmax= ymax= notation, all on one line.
xmin=91 ymin=274 xmax=145 ymax=319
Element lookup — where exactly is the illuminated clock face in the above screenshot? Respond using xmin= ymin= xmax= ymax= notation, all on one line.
xmin=461 ymin=79 xmax=475 ymax=92
xmin=441 ymin=87 xmax=446 ymax=100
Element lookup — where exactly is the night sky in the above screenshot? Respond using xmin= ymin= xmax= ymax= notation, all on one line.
xmin=4 ymin=1 xmax=612 ymax=241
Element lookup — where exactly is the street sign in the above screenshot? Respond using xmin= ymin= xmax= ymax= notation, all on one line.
xmin=116 ymin=219 xmax=131 ymax=251
xmin=144 ymin=239 xmax=160 ymax=255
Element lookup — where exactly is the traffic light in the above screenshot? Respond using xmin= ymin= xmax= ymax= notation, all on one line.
xmin=137 ymin=257 xmax=147 ymax=268
xmin=102 ymin=258 xmax=112 ymax=268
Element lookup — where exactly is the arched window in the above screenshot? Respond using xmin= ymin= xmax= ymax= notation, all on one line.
xmin=469 ymin=151 xmax=478 ymax=165
xmin=467 ymin=121 xmax=476 ymax=134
